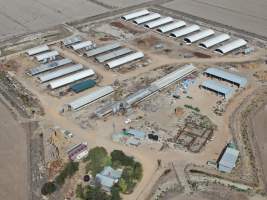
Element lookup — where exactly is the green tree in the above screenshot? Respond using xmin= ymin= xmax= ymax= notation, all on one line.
xmin=76 ymin=184 xmax=84 ymax=199
xmin=133 ymin=162 xmax=143 ymax=181
xmin=118 ymin=178 xmax=127 ymax=193
xmin=110 ymin=150 xmax=134 ymax=166
xmin=41 ymin=182 xmax=57 ymax=195
xmin=83 ymin=185 xmax=111 ymax=200
xmin=55 ymin=161 xmax=79 ymax=186
xmin=111 ymin=186 xmax=121 ymax=200
xmin=85 ymin=147 xmax=111 ymax=176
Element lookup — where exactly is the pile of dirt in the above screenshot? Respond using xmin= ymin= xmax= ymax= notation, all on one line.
xmin=175 ymin=107 xmax=185 ymax=117
xmin=253 ymin=70 xmax=267 ymax=80
xmin=193 ymin=52 xmax=211 ymax=58
xmin=135 ymin=36 xmax=161 ymax=49
xmin=110 ymin=21 xmax=141 ymax=34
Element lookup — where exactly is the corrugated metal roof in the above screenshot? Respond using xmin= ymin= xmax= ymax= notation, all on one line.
xmin=145 ymin=17 xmax=174 ymax=29
xmin=26 ymin=45 xmax=49 ymax=56
xmin=96 ymin=174 xmax=115 ymax=188
xmin=63 ymin=36 xmax=82 ymax=46
xmin=170 ymin=25 xmax=200 ymax=38
xmin=125 ymin=88 xmax=153 ymax=105
xmin=201 ymin=80 xmax=235 ymax=98
xmin=157 ymin=21 xmax=186 ymax=33
xmin=199 ymin=34 xmax=230 ymax=49
xmin=133 ymin=13 xmax=161 ymax=24
xmin=70 ymin=79 xmax=96 ymax=93
xmin=106 ymin=52 xmax=144 ymax=69
xmin=68 ymin=86 xmax=114 ymax=110
xmin=71 ymin=41 xmax=93 ymax=51
xmin=219 ymin=147 xmax=239 ymax=172
xmin=204 ymin=67 xmax=247 ymax=87
xmin=121 ymin=9 xmax=150 ymax=20
xmin=151 ymin=64 xmax=196 ymax=89
xmin=96 ymin=48 xmax=132 ymax=63
xmin=100 ymin=166 xmax=122 ymax=179
xmin=38 ymin=64 xmax=83 ymax=82
xmin=49 ymin=69 xmax=95 ymax=89
xmin=184 ymin=29 xmax=215 ymax=44
xmin=85 ymin=43 xmax=121 ymax=57
xmin=28 ymin=58 xmax=72 ymax=76
xmin=35 ymin=50 xmax=59 ymax=62
xmin=215 ymin=39 xmax=247 ymax=54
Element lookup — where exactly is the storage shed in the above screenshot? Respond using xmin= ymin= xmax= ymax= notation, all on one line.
xmin=71 ymin=41 xmax=93 ymax=51
xmin=184 ymin=29 xmax=215 ymax=44
xmin=70 ymin=79 xmax=96 ymax=93
xmin=35 ymin=50 xmax=59 ymax=62
xmin=26 ymin=45 xmax=49 ymax=56
xmin=199 ymin=34 xmax=230 ymax=49
xmin=67 ymin=86 xmax=114 ymax=110
xmin=95 ymin=48 xmax=132 ymax=63
xmin=215 ymin=39 xmax=247 ymax=54
xmin=204 ymin=68 xmax=247 ymax=87
xmin=106 ymin=52 xmax=144 ymax=69
xmin=133 ymin=13 xmax=161 ymax=24
xmin=48 ymin=69 xmax=95 ymax=89
xmin=157 ymin=21 xmax=186 ymax=33
xmin=218 ymin=147 xmax=239 ymax=173
xmin=144 ymin=17 xmax=174 ymax=29
xmin=200 ymin=80 xmax=235 ymax=99
xmin=121 ymin=9 xmax=150 ymax=20
xmin=85 ymin=43 xmax=121 ymax=57
xmin=170 ymin=25 xmax=200 ymax=38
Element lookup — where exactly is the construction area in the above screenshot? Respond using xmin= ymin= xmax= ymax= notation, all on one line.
xmin=1 ymin=2 xmax=267 ymax=200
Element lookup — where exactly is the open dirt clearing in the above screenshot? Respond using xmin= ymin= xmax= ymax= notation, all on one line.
xmin=163 ymin=0 xmax=267 ymax=37
xmin=0 ymin=100 xmax=29 ymax=200
xmin=252 ymin=104 xmax=267 ymax=191
xmin=0 ymin=0 xmax=108 ymax=40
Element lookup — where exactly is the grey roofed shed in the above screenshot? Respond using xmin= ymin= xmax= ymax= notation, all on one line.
xmin=219 ymin=147 xmax=239 ymax=173
xmin=95 ymin=48 xmax=132 ymax=63
xmin=184 ymin=29 xmax=215 ymax=44
xmin=157 ymin=21 xmax=186 ymax=33
xmin=106 ymin=52 xmax=144 ymax=69
xmin=63 ymin=36 xmax=82 ymax=46
xmin=71 ymin=41 xmax=93 ymax=51
xmin=67 ymin=86 xmax=114 ymax=110
xmin=35 ymin=50 xmax=59 ymax=62
xmin=121 ymin=9 xmax=150 ymax=20
xmin=49 ymin=69 xmax=95 ymax=89
xmin=170 ymin=25 xmax=200 ymax=38
xmin=199 ymin=34 xmax=230 ymax=49
xmin=26 ymin=45 xmax=49 ymax=56
xmin=38 ymin=64 xmax=83 ymax=82
xmin=133 ymin=13 xmax=161 ymax=24
xmin=28 ymin=58 xmax=72 ymax=76
xmin=204 ymin=67 xmax=247 ymax=87
xmin=201 ymin=80 xmax=235 ymax=99
xmin=215 ymin=39 xmax=247 ymax=54
xmin=85 ymin=43 xmax=121 ymax=57
xmin=144 ymin=17 xmax=174 ymax=29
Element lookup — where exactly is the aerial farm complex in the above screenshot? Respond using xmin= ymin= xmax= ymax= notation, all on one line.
xmin=0 ymin=1 xmax=267 ymax=200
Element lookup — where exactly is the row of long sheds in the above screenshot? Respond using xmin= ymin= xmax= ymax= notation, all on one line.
xmin=84 ymin=42 xmax=144 ymax=69
xmin=121 ymin=9 xmax=248 ymax=55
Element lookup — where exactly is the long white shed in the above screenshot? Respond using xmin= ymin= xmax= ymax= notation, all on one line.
xmin=71 ymin=41 xmax=93 ymax=51
xmin=121 ymin=9 xmax=150 ymax=20
xmin=26 ymin=45 xmax=49 ymax=56
xmin=199 ymin=34 xmax=230 ymax=49
xmin=35 ymin=51 xmax=59 ymax=62
xmin=48 ymin=69 xmax=95 ymax=89
xmin=38 ymin=64 xmax=83 ymax=82
xmin=184 ymin=29 xmax=215 ymax=44
xmin=133 ymin=13 xmax=161 ymax=24
xmin=157 ymin=21 xmax=186 ymax=33
xmin=170 ymin=25 xmax=200 ymax=38
xmin=67 ymin=86 xmax=114 ymax=110
xmin=215 ymin=39 xmax=247 ymax=54
xmin=144 ymin=17 xmax=174 ymax=29
xmin=106 ymin=52 xmax=144 ymax=69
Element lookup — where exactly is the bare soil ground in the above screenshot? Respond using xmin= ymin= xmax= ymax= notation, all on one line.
xmin=0 ymin=100 xmax=29 ymax=200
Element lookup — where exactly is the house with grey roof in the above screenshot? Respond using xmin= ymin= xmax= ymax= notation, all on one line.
xmin=218 ymin=147 xmax=239 ymax=173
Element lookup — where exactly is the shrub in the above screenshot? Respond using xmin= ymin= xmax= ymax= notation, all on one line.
xmin=41 ymin=182 xmax=56 ymax=196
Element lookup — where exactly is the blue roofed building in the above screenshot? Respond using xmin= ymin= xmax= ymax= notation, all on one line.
xmin=204 ymin=68 xmax=247 ymax=87
xmin=218 ymin=147 xmax=239 ymax=173
xmin=200 ymin=80 xmax=235 ymax=99
xmin=95 ymin=166 xmax=122 ymax=191
xmin=126 ymin=129 xmax=145 ymax=140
